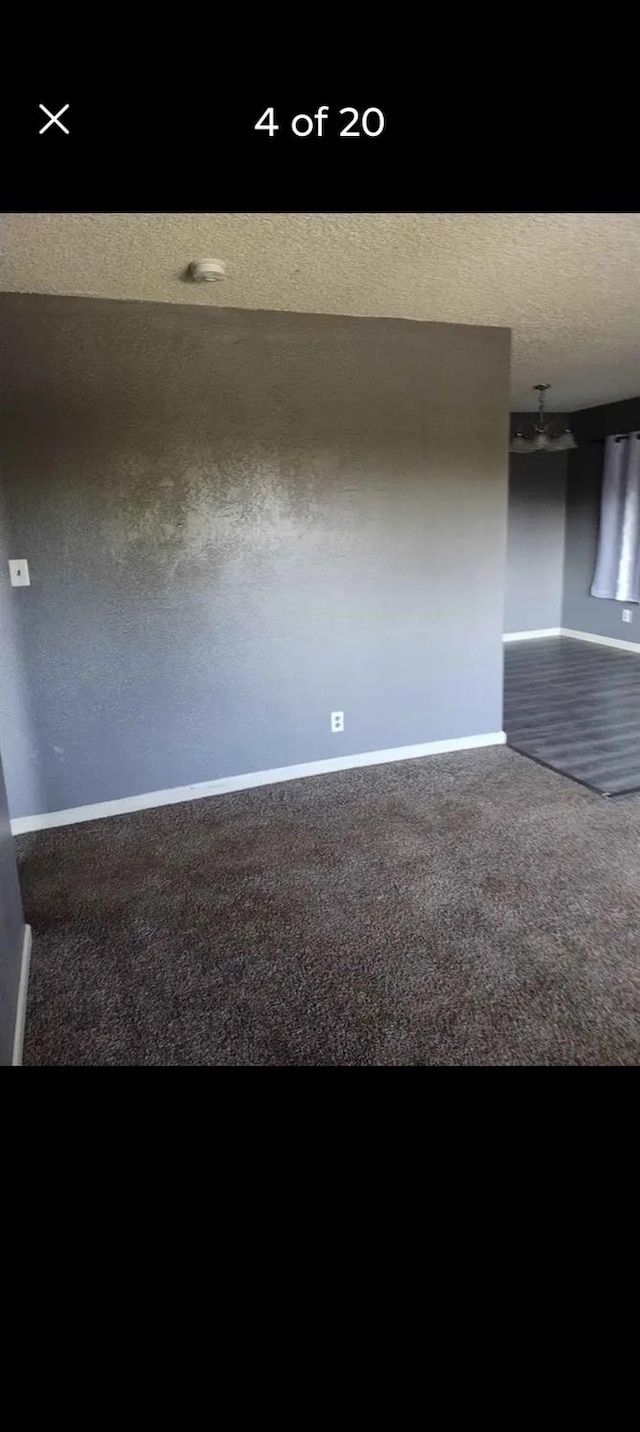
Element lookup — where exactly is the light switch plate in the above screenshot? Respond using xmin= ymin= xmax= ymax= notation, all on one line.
xmin=9 ymin=559 xmax=30 ymax=587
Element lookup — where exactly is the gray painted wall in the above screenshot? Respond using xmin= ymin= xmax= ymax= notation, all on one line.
xmin=505 ymin=413 xmax=568 ymax=632
xmin=0 ymin=476 xmax=42 ymax=818
xmin=562 ymin=396 xmax=640 ymax=639
xmin=0 ymin=293 xmax=510 ymax=819
xmin=0 ymin=495 xmax=28 ymax=1063
xmin=0 ymin=750 xmax=24 ymax=1064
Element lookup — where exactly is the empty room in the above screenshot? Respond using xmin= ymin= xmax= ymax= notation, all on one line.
xmin=1 ymin=212 xmax=639 ymax=1066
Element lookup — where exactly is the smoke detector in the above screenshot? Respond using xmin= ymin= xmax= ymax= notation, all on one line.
xmin=187 ymin=260 xmax=226 ymax=283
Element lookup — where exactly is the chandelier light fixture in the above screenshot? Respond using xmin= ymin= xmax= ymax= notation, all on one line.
xmin=510 ymin=384 xmax=577 ymax=454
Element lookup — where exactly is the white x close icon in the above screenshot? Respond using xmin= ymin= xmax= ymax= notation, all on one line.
xmin=39 ymin=103 xmax=70 ymax=135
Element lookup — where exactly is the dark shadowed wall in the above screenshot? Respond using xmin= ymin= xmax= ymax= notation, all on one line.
xmin=0 ymin=748 xmax=25 ymax=1064
xmin=563 ymin=396 xmax=640 ymax=638
xmin=0 ymin=497 xmax=28 ymax=1063
xmin=505 ymin=411 xmax=568 ymax=632
xmin=0 ymin=478 xmax=41 ymax=817
xmin=0 ymin=294 xmax=510 ymax=819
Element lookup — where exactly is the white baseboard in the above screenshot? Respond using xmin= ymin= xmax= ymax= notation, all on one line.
xmin=560 ymin=627 xmax=640 ymax=654
xmin=11 ymin=925 xmax=32 ymax=1067
xmin=504 ymin=627 xmax=640 ymax=654
xmin=10 ymin=731 xmax=507 ymax=835
xmin=503 ymin=628 xmax=561 ymax=641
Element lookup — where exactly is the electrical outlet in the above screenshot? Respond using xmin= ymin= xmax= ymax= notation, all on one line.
xmin=9 ymin=559 xmax=30 ymax=587
xmin=331 ymin=711 xmax=344 ymax=733
xmin=622 ymin=608 xmax=633 ymax=623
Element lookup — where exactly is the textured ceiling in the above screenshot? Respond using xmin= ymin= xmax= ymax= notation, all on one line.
xmin=2 ymin=212 xmax=640 ymax=409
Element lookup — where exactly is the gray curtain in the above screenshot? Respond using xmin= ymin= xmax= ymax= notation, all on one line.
xmin=591 ymin=433 xmax=640 ymax=603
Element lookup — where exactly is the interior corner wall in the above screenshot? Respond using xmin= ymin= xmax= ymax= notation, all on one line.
xmin=0 ymin=475 xmax=43 ymax=817
xmin=0 ymin=744 xmax=26 ymax=1064
xmin=562 ymin=396 xmax=640 ymax=639
xmin=0 ymin=293 xmax=510 ymax=821
xmin=505 ymin=413 xmax=568 ymax=633
xmin=0 ymin=496 xmax=30 ymax=1063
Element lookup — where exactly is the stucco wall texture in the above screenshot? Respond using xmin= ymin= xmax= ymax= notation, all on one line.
xmin=0 ymin=293 xmax=510 ymax=819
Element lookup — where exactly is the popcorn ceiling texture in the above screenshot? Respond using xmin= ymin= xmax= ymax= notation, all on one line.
xmin=2 ymin=213 xmax=640 ymax=409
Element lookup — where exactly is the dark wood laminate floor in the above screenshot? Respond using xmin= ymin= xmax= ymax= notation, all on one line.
xmin=504 ymin=637 xmax=640 ymax=795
